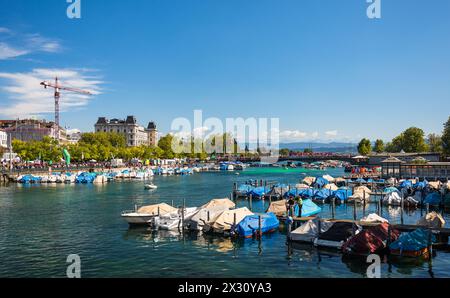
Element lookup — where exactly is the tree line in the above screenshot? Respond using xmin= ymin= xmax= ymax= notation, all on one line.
xmin=10 ymin=132 xmax=254 ymax=163
xmin=357 ymin=116 xmax=450 ymax=156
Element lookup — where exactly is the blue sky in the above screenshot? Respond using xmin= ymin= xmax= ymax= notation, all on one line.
xmin=0 ymin=0 xmax=449 ymax=143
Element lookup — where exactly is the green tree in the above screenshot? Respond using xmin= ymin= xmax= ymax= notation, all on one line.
xmin=402 ymin=127 xmax=428 ymax=152
xmin=279 ymin=148 xmax=290 ymax=156
xmin=357 ymin=138 xmax=372 ymax=156
xmin=442 ymin=116 xmax=450 ymax=157
xmin=389 ymin=127 xmax=428 ymax=153
xmin=427 ymin=133 xmax=443 ymax=153
xmin=158 ymin=134 xmax=175 ymax=159
xmin=303 ymin=148 xmax=313 ymax=154
xmin=374 ymin=139 xmax=384 ymax=153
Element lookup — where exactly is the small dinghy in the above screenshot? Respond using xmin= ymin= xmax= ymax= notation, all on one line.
xmin=389 ymin=228 xmax=435 ymax=259
xmin=314 ymin=222 xmax=361 ymax=250
xmin=235 ymin=212 xmax=280 ymax=238
xmin=416 ymin=212 xmax=445 ymax=229
xmin=383 ymin=191 xmax=419 ymax=207
xmin=203 ymin=207 xmax=254 ymax=234
xmin=188 ymin=204 xmax=231 ymax=231
xmin=154 ymin=207 xmax=200 ymax=230
xmin=342 ymin=223 xmax=400 ymax=256
xmin=290 ymin=218 xmax=334 ymax=243
xmin=144 ymin=184 xmax=158 ymax=190
xmin=121 ymin=203 xmax=177 ymax=225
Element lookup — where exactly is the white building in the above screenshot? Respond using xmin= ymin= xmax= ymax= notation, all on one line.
xmin=66 ymin=129 xmax=82 ymax=144
xmin=94 ymin=116 xmax=158 ymax=147
xmin=0 ymin=130 xmax=7 ymax=148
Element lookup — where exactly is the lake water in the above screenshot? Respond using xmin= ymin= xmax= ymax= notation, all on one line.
xmin=1 ymin=167 xmax=449 ymax=278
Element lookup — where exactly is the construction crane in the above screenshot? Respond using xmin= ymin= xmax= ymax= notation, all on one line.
xmin=40 ymin=77 xmax=92 ymax=141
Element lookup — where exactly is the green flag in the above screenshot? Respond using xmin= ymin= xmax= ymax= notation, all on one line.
xmin=63 ymin=148 xmax=71 ymax=166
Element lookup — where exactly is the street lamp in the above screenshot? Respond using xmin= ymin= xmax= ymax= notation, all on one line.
xmin=8 ymin=132 xmax=12 ymax=174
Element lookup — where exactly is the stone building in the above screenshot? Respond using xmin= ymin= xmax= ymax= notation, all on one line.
xmin=0 ymin=130 xmax=7 ymax=148
xmin=0 ymin=119 xmax=66 ymax=143
xmin=94 ymin=116 xmax=158 ymax=147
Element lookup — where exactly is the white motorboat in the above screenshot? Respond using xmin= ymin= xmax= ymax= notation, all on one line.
xmin=121 ymin=203 xmax=178 ymax=225
xmin=154 ymin=207 xmax=200 ymax=230
xmin=144 ymin=184 xmax=158 ymax=190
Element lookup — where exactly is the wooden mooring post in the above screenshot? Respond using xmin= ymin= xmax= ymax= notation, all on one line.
xmin=249 ymin=194 xmax=253 ymax=211
xmin=331 ymin=197 xmax=336 ymax=219
xmin=353 ymin=199 xmax=357 ymax=221
xmin=378 ymin=197 xmax=382 ymax=217
xmin=363 ymin=190 xmax=366 ymax=217
xmin=258 ymin=215 xmax=262 ymax=238
xmin=401 ymin=195 xmax=404 ymax=225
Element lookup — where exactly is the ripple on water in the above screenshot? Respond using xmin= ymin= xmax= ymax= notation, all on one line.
xmin=1 ymin=168 xmax=449 ymax=278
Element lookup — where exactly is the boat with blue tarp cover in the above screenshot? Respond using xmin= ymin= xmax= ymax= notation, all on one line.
xmin=293 ymin=199 xmax=321 ymax=217
xmin=424 ymin=192 xmax=441 ymax=206
xmin=235 ymin=212 xmax=280 ymax=238
xmin=247 ymin=186 xmax=271 ymax=198
xmin=389 ymin=228 xmax=436 ymax=259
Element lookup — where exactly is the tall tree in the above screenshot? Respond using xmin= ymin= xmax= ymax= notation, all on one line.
xmin=387 ymin=127 xmax=428 ymax=153
xmin=400 ymin=127 xmax=428 ymax=152
xmin=374 ymin=139 xmax=384 ymax=153
xmin=157 ymin=134 xmax=175 ymax=159
xmin=442 ymin=116 xmax=450 ymax=157
xmin=279 ymin=148 xmax=290 ymax=156
xmin=357 ymin=138 xmax=372 ymax=156
xmin=427 ymin=133 xmax=443 ymax=153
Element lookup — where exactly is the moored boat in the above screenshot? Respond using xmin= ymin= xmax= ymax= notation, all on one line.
xmin=235 ymin=212 xmax=280 ymax=238
xmin=121 ymin=203 xmax=178 ymax=225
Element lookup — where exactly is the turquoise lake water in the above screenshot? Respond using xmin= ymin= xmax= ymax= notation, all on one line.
xmin=1 ymin=167 xmax=449 ymax=278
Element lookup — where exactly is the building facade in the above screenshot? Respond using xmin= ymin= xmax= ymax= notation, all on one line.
xmin=0 ymin=119 xmax=66 ymax=143
xmin=95 ymin=116 xmax=158 ymax=147
xmin=381 ymin=159 xmax=450 ymax=180
xmin=0 ymin=130 xmax=7 ymax=148
xmin=368 ymin=152 xmax=441 ymax=166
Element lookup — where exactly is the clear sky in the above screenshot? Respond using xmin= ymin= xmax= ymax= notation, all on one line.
xmin=0 ymin=0 xmax=449 ymax=143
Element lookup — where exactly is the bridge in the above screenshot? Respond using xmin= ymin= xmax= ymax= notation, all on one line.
xmin=226 ymin=155 xmax=365 ymax=164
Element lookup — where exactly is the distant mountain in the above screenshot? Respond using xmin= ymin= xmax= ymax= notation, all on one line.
xmin=279 ymin=142 xmax=358 ymax=153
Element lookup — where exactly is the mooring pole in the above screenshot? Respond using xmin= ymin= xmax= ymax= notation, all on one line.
xmin=401 ymin=194 xmax=404 ymax=225
xmin=353 ymin=199 xmax=357 ymax=221
xmin=427 ymin=229 xmax=433 ymax=261
xmin=331 ymin=197 xmax=335 ymax=219
xmin=258 ymin=215 xmax=262 ymax=238
xmin=378 ymin=198 xmax=382 ymax=216
xmin=363 ymin=190 xmax=366 ymax=217
xmin=249 ymin=194 xmax=253 ymax=211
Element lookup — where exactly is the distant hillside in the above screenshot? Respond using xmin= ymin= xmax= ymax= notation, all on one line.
xmin=279 ymin=142 xmax=358 ymax=153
